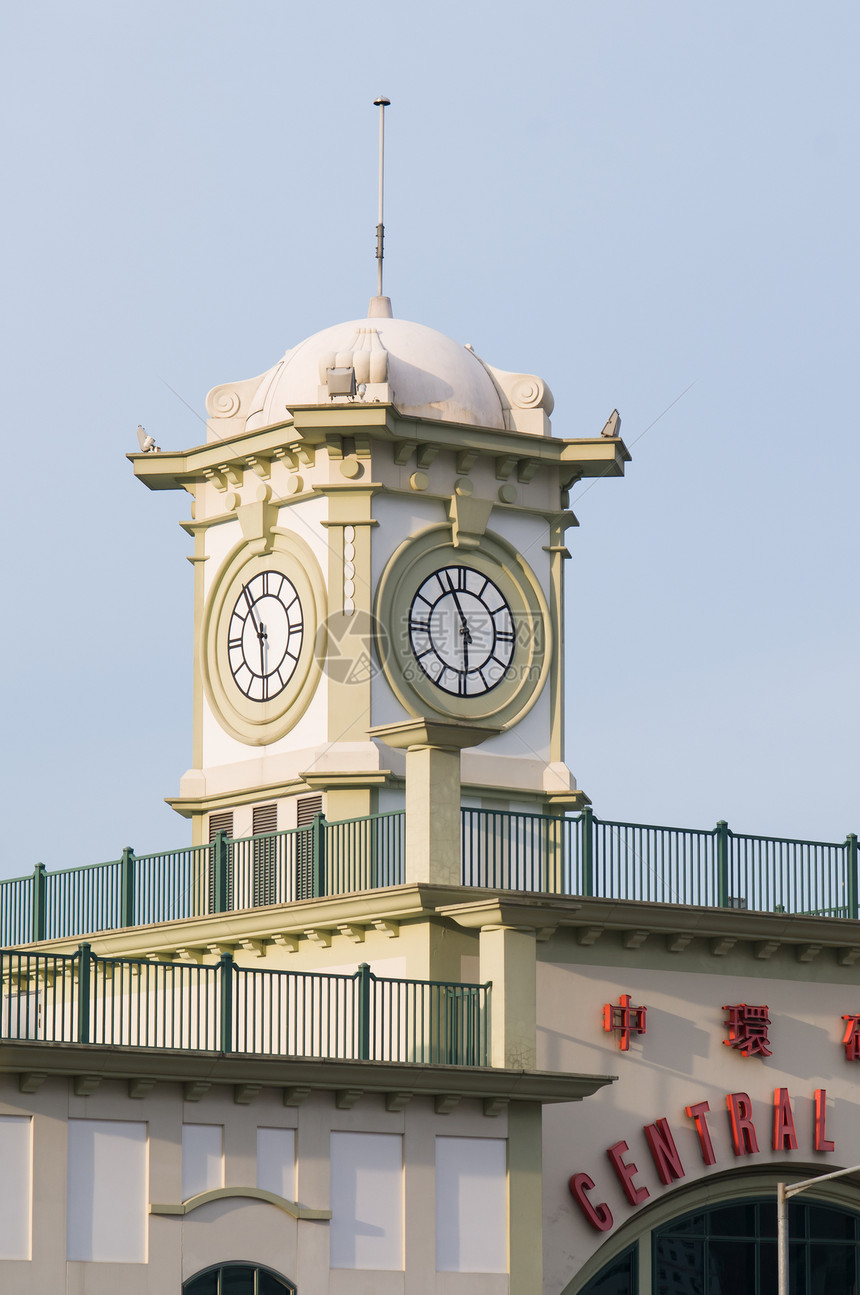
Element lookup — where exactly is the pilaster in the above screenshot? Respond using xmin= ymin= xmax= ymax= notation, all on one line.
xmin=478 ymin=925 xmax=538 ymax=1070
xmin=508 ymin=1102 xmax=543 ymax=1295
xmin=319 ymin=485 xmax=379 ymax=747
xmin=370 ymin=719 xmax=499 ymax=886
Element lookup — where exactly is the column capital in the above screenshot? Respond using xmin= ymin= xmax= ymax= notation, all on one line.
xmin=370 ymin=718 xmax=501 ymax=751
xmin=439 ymin=897 xmax=580 ymax=932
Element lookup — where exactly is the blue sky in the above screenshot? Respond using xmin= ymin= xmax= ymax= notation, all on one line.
xmin=1 ymin=1 xmax=857 ymax=876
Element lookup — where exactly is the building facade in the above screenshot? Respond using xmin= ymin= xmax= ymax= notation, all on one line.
xmin=0 ymin=295 xmax=857 ymax=1295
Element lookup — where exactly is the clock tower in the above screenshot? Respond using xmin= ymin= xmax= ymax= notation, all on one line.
xmin=131 ymin=295 xmax=629 ymax=856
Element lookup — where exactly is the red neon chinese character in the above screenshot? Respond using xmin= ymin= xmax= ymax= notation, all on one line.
xmin=603 ymin=994 xmax=647 ymax=1051
xmin=723 ymin=1003 xmax=772 ymax=1057
xmin=841 ymin=1015 xmax=860 ymax=1060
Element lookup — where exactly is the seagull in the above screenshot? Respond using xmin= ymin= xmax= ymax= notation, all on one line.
xmin=136 ymin=424 xmax=159 ymax=453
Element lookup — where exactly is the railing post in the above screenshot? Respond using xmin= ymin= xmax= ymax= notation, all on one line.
xmin=357 ymin=962 xmax=371 ymax=1060
xmin=716 ymin=820 xmax=730 ymax=907
xmin=846 ymin=834 xmax=858 ymax=920
xmin=77 ymin=943 xmax=92 ymax=1044
xmin=120 ymin=847 xmax=135 ymax=928
xmin=219 ymin=952 xmax=234 ymax=1053
xmin=213 ymin=830 xmax=229 ymax=913
xmin=580 ymin=806 xmax=594 ymax=897
xmin=32 ymin=863 xmax=47 ymax=942
xmin=312 ymin=813 xmax=327 ymax=898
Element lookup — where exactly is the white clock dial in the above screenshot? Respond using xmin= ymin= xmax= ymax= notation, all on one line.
xmin=408 ymin=565 xmax=515 ymax=697
xmin=227 ymin=571 xmax=304 ymax=702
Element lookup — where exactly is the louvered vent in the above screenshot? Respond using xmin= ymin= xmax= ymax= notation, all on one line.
xmin=296 ymin=795 xmax=323 ymax=826
xmin=252 ymin=803 xmax=277 ymax=835
xmin=295 ymin=795 xmax=323 ymax=901
xmin=252 ymin=803 xmax=278 ymax=908
xmin=208 ymin=812 xmax=234 ymax=913
xmin=208 ymin=811 xmax=234 ymax=841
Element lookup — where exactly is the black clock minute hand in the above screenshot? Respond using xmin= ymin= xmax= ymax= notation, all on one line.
xmin=444 ymin=573 xmax=472 ymax=672
xmin=242 ymin=584 xmax=268 ymax=678
xmin=242 ymin=583 xmax=261 ymax=632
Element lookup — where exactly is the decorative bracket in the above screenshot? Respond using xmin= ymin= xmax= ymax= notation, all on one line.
xmin=129 ymin=1078 xmax=157 ymax=1099
xmin=73 ymin=1075 xmax=102 ymax=1096
xmin=448 ymin=487 xmax=493 ymax=550
xmin=234 ymin=1084 xmax=262 ymax=1105
xmin=385 ymin=1091 xmax=412 ymax=1112
xmin=183 ymin=1080 xmax=211 ymax=1102
xmin=337 ymin=924 xmax=365 ymax=944
xmin=434 ymin=1094 xmax=461 ymax=1115
xmin=283 ymin=1086 xmax=312 ymax=1107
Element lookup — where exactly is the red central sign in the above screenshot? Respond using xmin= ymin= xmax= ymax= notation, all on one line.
xmin=568 ymin=1087 xmax=835 ymax=1234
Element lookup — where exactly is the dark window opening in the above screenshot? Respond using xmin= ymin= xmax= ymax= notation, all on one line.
xmin=183 ymin=1261 xmax=295 ymax=1295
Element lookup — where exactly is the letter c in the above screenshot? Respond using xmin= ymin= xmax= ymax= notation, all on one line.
xmin=569 ymin=1172 xmax=614 ymax=1232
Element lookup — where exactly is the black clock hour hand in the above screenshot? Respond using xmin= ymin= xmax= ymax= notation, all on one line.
xmin=258 ymin=620 xmax=267 ymax=675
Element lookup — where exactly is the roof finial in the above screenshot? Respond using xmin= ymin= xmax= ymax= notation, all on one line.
xmin=369 ymin=96 xmax=393 ymax=319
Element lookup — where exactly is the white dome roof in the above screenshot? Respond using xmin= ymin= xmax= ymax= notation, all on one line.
xmin=207 ymin=301 xmax=554 ymax=438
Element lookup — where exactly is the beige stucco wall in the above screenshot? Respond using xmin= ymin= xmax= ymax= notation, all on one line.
xmin=536 ymin=934 xmax=860 ymax=1292
xmin=0 ymin=1073 xmax=513 ymax=1295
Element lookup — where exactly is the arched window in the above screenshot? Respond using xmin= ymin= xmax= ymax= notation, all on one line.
xmin=183 ymin=1262 xmax=296 ymax=1295
xmin=576 ymin=1197 xmax=860 ymax=1294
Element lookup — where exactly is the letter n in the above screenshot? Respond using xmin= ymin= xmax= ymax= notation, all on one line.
xmin=644 ymin=1118 xmax=686 ymax=1186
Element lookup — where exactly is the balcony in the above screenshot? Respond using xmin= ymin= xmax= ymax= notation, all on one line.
xmin=1 ymin=807 xmax=857 ymax=948
xmin=0 ymin=945 xmax=490 ymax=1066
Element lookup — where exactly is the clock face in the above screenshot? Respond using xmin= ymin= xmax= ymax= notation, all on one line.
xmin=408 ymin=565 xmax=515 ymax=697
xmin=227 ymin=570 xmax=304 ymax=702
xmin=375 ymin=528 xmax=550 ymax=727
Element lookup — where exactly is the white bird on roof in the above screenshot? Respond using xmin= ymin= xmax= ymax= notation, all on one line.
xmin=136 ymin=424 xmax=159 ymax=453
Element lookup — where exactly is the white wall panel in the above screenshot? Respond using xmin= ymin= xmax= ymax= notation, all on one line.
xmin=257 ymin=1127 xmax=295 ymax=1199
xmin=0 ymin=1116 xmax=30 ymax=1259
xmin=330 ymin=1131 xmax=403 ymax=1269
xmin=182 ymin=1124 xmax=223 ymax=1200
xmin=436 ymin=1136 xmax=507 ymax=1272
xmin=67 ymin=1119 xmax=147 ymax=1262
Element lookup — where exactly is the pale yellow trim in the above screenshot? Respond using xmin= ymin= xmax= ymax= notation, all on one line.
xmin=131 ymin=405 xmax=628 ymax=493
xmin=374 ymin=525 xmax=552 ymax=729
xmin=180 ymin=489 xmax=319 ymax=533
xmin=200 ymin=530 xmax=328 ymax=746
xmin=546 ymin=518 xmax=568 ymax=766
xmin=168 ymin=776 xmax=316 ymax=818
xmin=322 ymin=487 xmax=376 ymax=746
xmin=300 ymin=771 xmax=392 ymax=791
xmin=149 ymin=1185 xmax=330 ymax=1219
xmin=509 ymin=1103 xmax=543 ymax=1295
xmin=170 ymin=771 xmax=395 ymax=826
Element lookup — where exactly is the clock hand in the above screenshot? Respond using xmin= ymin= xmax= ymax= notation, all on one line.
xmin=444 ymin=572 xmax=473 ymax=643
xmin=258 ymin=620 xmax=267 ymax=676
xmin=242 ymin=583 xmax=262 ymax=633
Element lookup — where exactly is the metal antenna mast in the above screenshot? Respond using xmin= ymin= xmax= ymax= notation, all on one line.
xmin=373 ymin=96 xmax=390 ymax=298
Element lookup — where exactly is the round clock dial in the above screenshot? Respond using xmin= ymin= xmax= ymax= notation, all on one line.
xmin=408 ymin=565 xmax=515 ymax=696
xmin=227 ymin=571 xmax=304 ymax=702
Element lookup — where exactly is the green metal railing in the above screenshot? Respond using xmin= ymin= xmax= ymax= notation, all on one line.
xmin=461 ymin=807 xmax=859 ymax=916
xmin=1 ymin=808 xmax=857 ymax=946
xmin=0 ymin=945 xmax=489 ymax=1065
xmin=0 ymin=812 xmax=406 ymax=945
